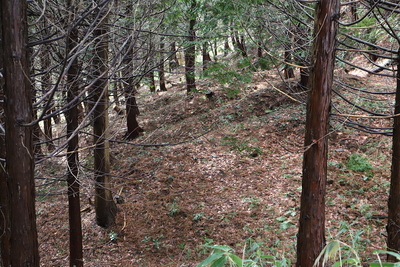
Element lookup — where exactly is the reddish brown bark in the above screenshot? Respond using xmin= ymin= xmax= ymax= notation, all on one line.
xmin=125 ymin=86 xmax=142 ymax=139
xmin=66 ymin=20 xmax=84 ymax=266
xmin=296 ymin=1 xmax=339 ymax=266
xmin=387 ymin=49 xmax=400 ymax=261
xmin=92 ymin=2 xmax=117 ymax=228
xmin=1 ymin=0 xmax=40 ymax=265
xmin=202 ymin=42 xmax=211 ymax=71
xmin=41 ymin=47 xmax=55 ymax=151
xmin=169 ymin=42 xmax=179 ymax=70
xmin=122 ymin=16 xmax=142 ymax=140
xmin=284 ymin=50 xmax=295 ymax=79
xmin=185 ymin=0 xmax=197 ymax=94
xmin=159 ymin=39 xmax=167 ymax=92
xmin=0 ymin=12 xmax=10 ymax=267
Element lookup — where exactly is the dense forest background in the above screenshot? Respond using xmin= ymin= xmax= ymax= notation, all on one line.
xmin=2 ymin=0 xmax=400 ymax=266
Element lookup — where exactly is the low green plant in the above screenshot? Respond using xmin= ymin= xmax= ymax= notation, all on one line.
xmin=314 ymin=239 xmax=361 ymax=267
xmin=196 ymin=244 xmax=243 ymax=267
xmin=197 ymin=239 xmax=291 ymax=267
xmin=168 ymin=197 xmax=180 ymax=216
xmin=109 ymin=231 xmax=118 ymax=242
xmin=242 ymin=196 xmax=261 ymax=209
xmin=203 ymin=61 xmax=252 ymax=98
xmin=315 ymin=241 xmax=400 ymax=267
xmin=346 ymin=153 xmax=373 ymax=172
xmin=142 ymin=234 xmax=164 ymax=249
xmin=220 ymin=136 xmax=263 ymax=158
xmin=193 ymin=213 xmax=205 ymax=221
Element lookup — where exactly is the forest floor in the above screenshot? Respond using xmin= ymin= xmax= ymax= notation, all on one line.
xmin=35 ymin=65 xmax=395 ymax=266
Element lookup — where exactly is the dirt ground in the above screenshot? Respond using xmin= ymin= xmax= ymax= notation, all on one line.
xmin=35 ymin=69 xmax=394 ymax=266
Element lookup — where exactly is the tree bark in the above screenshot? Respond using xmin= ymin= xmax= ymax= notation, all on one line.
xmin=387 ymin=49 xmax=400 ymax=262
xmin=169 ymin=41 xmax=179 ymax=71
xmin=185 ymin=0 xmax=197 ymax=94
xmin=284 ymin=51 xmax=295 ymax=79
xmin=296 ymin=1 xmax=339 ymax=267
xmin=41 ymin=47 xmax=55 ymax=151
xmin=65 ymin=17 xmax=84 ymax=266
xmin=147 ymin=70 xmax=156 ymax=93
xmin=0 ymin=10 xmax=10 ymax=266
xmin=92 ymin=2 xmax=117 ymax=228
xmin=159 ymin=38 xmax=167 ymax=91
xmin=125 ymin=84 xmax=142 ymax=139
xmin=202 ymin=42 xmax=211 ymax=71
xmin=224 ymin=41 xmax=230 ymax=56
xmin=1 ymin=0 xmax=40 ymax=265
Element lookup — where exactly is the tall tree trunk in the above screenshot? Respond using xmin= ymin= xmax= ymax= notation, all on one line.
xmin=185 ymin=0 xmax=196 ymax=94
xmin=284 ymin=50 xmax=295 ymax=79
xmin=159 ymin=39 xmax=167 ymax=92
xmin=169 ymin=41 xmax=179 ymax=71
xmin=125 ymin=84 xmax=142 ymax=139
xmin=284 ymin=30 xmax=295 ymax=79
xmin=1 ymin=0 xmax=40 ymax=265
xmin=387 ymin=49 xmax=400 ymax=262
xmin=296 ymin=1 xmax=339 ymax=267
xmin=92 ymin=2 xmax=117 ymax=228
xmin=0 ymin=11 xmax=10 ymax=267
xmin=224 ymin=41 xmax=230 ymax=56
xmin=41 ymin=47 xmax=55 ymax=151
xmin=202 ymin=42 xmax=211 ymax=71
xmin=65 ymin=16 xmax=84 ymax=266
xmin=123 ymin=42 xmax=142 ymax=139
xmin=257 ymin=42 xmax=263 ymax=58
xmin=238 ymin=35 xmax=247 ymax=58
xmin=147 ymin=70 xmax=156 ymax=93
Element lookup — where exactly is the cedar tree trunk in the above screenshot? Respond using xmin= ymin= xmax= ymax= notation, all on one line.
xmin=41 ymin=47 xmax=55 ymax=151
xmin=185 ymin=0 xmax=196 ymax=93
xmin=296 ymin=0 xmax=339 ymax=266
xmin=159 ymin=39 xmax=167 ymax=91
xmin=0 ymin=11 xmax=10 ymax=266
xmin=387 ymin=49 xmax=400 ymax=261
xmin=66 ymin=21 xmax=84 ymax=266
xmin=169 ymin=42 xmax=179 ymax=71
xmin=202 ymin=42 xmax=211 ymax=71
xmin=1 ymin=0 xmax=40 ymax=265
xmin=92 ymin=3 xmax=117 ymax=228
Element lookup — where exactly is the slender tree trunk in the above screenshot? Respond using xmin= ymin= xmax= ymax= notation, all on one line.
xmin=202 ymin=42 xmax=211 ymax=71
xmin=1 ymin=0 xmax=40 ymax=265
xmin=284 ymin=30 xmax=295 ymax=79
xmin=92 ymin=2 xmax=117 ymax=228
xmin=0 ymin=12 xmax=10 ymax=266
xmin=147 ymin=70 xmax=156 ymax=93
xmin=284 ymin=50 xmax=295 ymax=79
xmin=387 ymin=49 xmax=400 ymax=262
xmin=294 ymin=24 xmax=310 ymax=90
xmin=125 ymin=84 xmax=142 ymax=139
xmin=257 ymin=42 xmax=263 ymax=58
xmin=296 ymin=1 xmax=339 ymax=266
xmin=0 ymin=100 xmax=9 ymax=266
xmin=65 ymin=17 xmax=84 ymax=266
xmin=238 ymin=35 xmax=247 ymax=58
xmin=224 ymin=41 xmax=230 ymax=56
xmin=159 ymin=38 xmax=167 ymax=91
xmin=185 ymin=0 xmax=197 ymax=93
xmin=41 ymin=47 xmax=56 ymax=151
xmin=123 ymin=43 xmax=142 ymax=139
xmin=169 ymin=41 xmax=179 ymax=71
xmin=350 ymin=2 xmax=358 ymax=22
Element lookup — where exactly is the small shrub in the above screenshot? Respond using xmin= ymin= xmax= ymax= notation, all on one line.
xmin=220 ymin=136 xmax=263 ymax=158
xmin=168 ymin=197 xmax=180 ymax=216
xmin=346 ymin=154 xmax=372 ymax=172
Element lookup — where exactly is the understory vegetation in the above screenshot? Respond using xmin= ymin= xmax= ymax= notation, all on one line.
xmin=34 ymin=66 xmax=395 ymax=266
